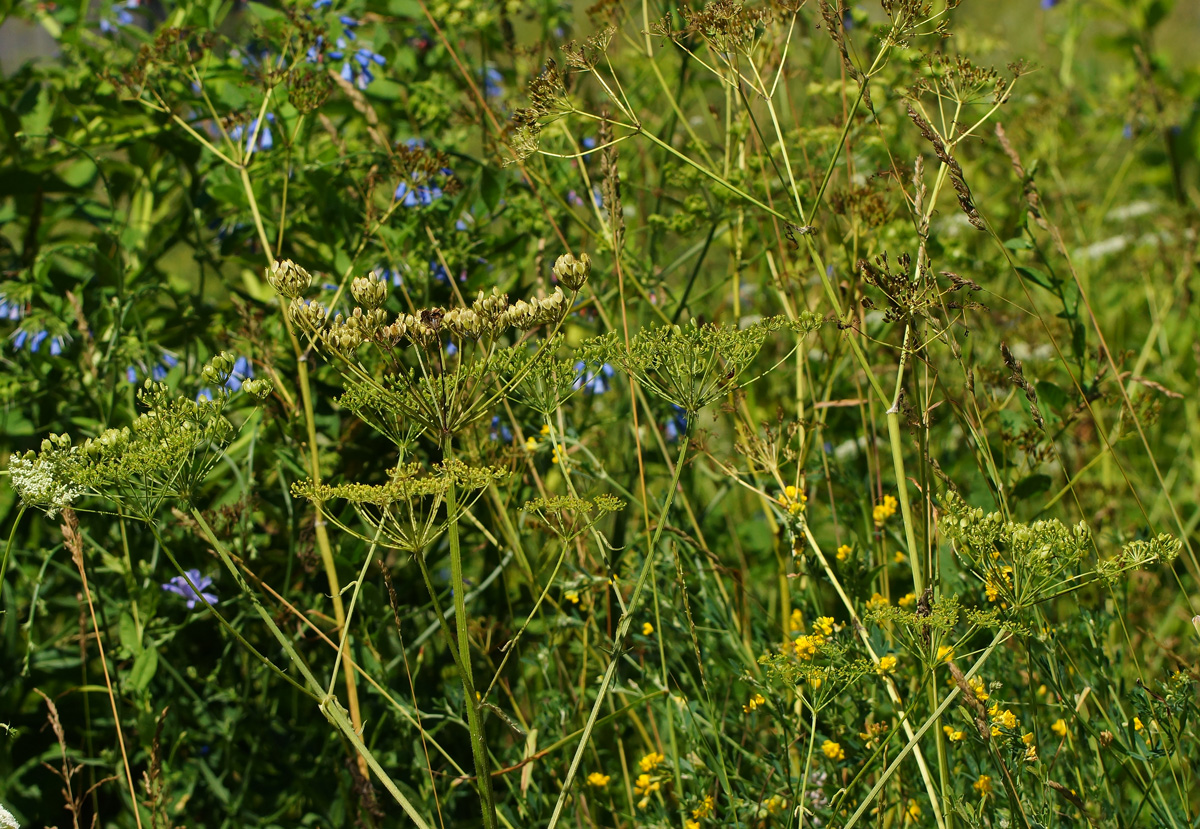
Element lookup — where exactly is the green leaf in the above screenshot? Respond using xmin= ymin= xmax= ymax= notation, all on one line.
xmin=480 ymin=166 xmax=505 ymax=213
xmin=118 ymin=612 xmax=141 ymax=656
xmin=129 ymin=644 xmax=158 ymax=692
xmin=1015 ymin=265 xmax=1055 ymax=290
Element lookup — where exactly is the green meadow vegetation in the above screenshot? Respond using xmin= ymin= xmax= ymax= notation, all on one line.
xmin=1 ymin=0 xmax=1199 ymax=826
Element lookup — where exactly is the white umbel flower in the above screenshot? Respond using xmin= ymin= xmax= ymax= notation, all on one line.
xmin=0 ymin=802 xmax=20 ymax=829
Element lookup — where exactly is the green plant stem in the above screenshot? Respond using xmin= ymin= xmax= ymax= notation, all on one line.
xmin=0 ymin=505 xmax=25 ymax=616
xmin=546 ymin=431 xmax=691 ymax=829
xmin=442 ymin=437 xmax=499 ymax=829
xmin=843 ymin=629 xmax=1009 ymax=829
xmin=188 ymin=507 xmax=433 ymax=827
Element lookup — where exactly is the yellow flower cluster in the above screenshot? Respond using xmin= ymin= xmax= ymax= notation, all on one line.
xmin=873 ymin=494 xmax=898 ymax=526
xmin=973 ymin=774 xmax=993 ymax=796
xmin=821 ymin=739 xmax=845 ymax=761
xmin=789 ymin=608 xmax=804 ymax=632
xmin=936 ymin=645 xmax=955 ymax=663
xmin=988 ymin=703 xmax=1018 ymax=735
xmin=743 ymin=693 xmax=766 ymax=713
xmin=877 ymin=655 xmax=898 ymax=675
xmin=642 ymin=621 xmax=654 ymax=635
xmin=778 ymin=484 xmax=807 ymax=515
xmin=1051 ymin=718 xmax=1068 ymax=738
xmin=866 ymin=592 xmax=889 ymax=611
xmin=836 ymin=543 xmax=852 ymax=561
xmin=564 ymin=590 xmax=580 ymax=605
xmin=898 ymin=592 xmax=916 ymax=608
xmin=765 ymin=794 xmax=786 ymax=814
xmin=639 ymin=751 xmax=664 ymax=772
xmin=968 ymin=676 xmax=989 ymax=701
xmin=692 ymin=794 xmax=715 ymax=819
xmin=586 ymin=772 xmax=610 ymax=787
xmin=633 ymin=773 xmax=660 ymax=807
xmin=793 ymin=616 xmax=835 ymax=661
xmin=985 ymin=565 xmax=1013 ymax=603
xmin=942 ymin=725 xmax=965 ymax=742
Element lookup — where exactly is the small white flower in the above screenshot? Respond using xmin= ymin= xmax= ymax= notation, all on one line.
xmin=0 ymin=802 xmax=20 ymax=829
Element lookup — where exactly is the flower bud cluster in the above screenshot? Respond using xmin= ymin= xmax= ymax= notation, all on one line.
xmin=351 ymin=272 xmax=388 ymax=309
xmin=267 ymin=259 xmax=313 ymax=299
xmin=552 ymin=252 xmax=591 ymax=291
xmin=202 ymin=353 xmax=236 ymax=386
xmin=322 ymin=307 xmax=389 ymax=354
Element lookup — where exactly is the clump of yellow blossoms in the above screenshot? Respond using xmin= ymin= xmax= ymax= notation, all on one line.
xmin=985 ymin=564 xmax=1014 ymax=603
xmin=836 ymin=543 xmax=852 ymax=561
xmin=866 ymin=592 xmax=889 ymax=611
xmin=778 ymin=484 xmax=807 ymax=515
xmin=793 ymin=616 xmax=835 ymax=661
xmin=586 ymin=772 xmax=610 ymax=787
xmin=638 ymin=751 xmax=665 ymax=772
xmin=564 ymin=590 xmax=579 ymax=605
xmin=898 ymin=592 xmax=916 ymax=608
xmin=821 ymin=740 xmax=845 ymax=761
xmin=1052 ymin=718 xmax=1068 ymax=738
xmin=873 ymin=494 xmax=898 ymax=526
xmin=633 ymin=774 xmax=660 ymax=808
xmin=937 ymin=644 xmax=955 ymax=662
xmin=968 ymin=676 xmax=990 ymax=701
xmin=743 ymin=693 xmax=766 ymax=713
xmin=642 ymin=621 xmax=654 ymax=636
xmin=877 ymin=655 xmax=898 ymax=675
xmin=692 ymin=795 xmax=715 ymax=819
xmin=973 ymin=774 xmax=993 ymax=796
xmin=989 ymin=703 xmax=1019 ymax=735
xmin=943 ymin=724 xmax=965 ymax=742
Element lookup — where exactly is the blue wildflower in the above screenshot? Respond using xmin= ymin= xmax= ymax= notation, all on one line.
xmin=11 ymin=328 xmax=66 ymax=355
xmin=664 ymin=406 xmax=688 ymax=442
xmin=230 ymin=114 xmax=275 ymax=154
xmin=573 ymin=361 xmax=615 ymax=395
xmin=162 ymin=569 xmax=218 ymax=609
xmin=395 ymin=175 xmax=444 ymax=206
xmin=99 ymin=0 xmax=140 ymax=32
xmin=484 ymin=67 xmax=503 ymax=98
xmin=582 ymin=136 xmax=596 ymax=150
xmin=225 ymin=356 xmax=254 ymax=392
xmin=490 ymin=415 xmax=513 ymax=443
xmin=126 ymin=366 xmax=138 ymax=383
xmin=0 ymin=294 xmax=23 ymax=321
xmin=329 ymin=38 xmax=385 ymax=90
xmin=445 ymin=342 xmax=458 ymax=357
xmin=430 ymin=259 xmax=450 ymax=283
xmin=311 ymin=0 xmax=331 ymax=7
xmin=1041 ymin=0 xmax=1058 ymax=7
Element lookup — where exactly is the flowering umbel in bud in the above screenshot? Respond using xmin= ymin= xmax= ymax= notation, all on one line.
xmin=351 ymin=272 xmax=388 ymax=310
xmin=552 ymin=252 xmax=591 ymax=291
xmin=202 ymin=352 xmax=236 ymax=386
xmin=267 ymin=259 xmax=313 ymax=299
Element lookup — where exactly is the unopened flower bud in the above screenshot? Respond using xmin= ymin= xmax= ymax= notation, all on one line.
xmin=202 ymin=352 xmax=235 ymax=385
xmin=242 ymin=377 xmax=274 ymax=400
xmin=552 ymin=252 xmax=591 ymax=291
xmin=351 ymin=273 xmax=388 ymax=310
xmin=267 ymin=259 xmax=313 ymax=299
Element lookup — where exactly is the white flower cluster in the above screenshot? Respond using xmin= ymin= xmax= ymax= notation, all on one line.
xmin=8 ymin=452 xmax=82 ymax=518
xmin=0 ymin=802 xmax=20 ymax=829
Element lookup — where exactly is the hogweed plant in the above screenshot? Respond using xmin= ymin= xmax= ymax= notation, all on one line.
xmin=3 ymin=0 xmax=1200 ymax=827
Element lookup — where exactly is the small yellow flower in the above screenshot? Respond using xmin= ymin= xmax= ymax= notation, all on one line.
xmin=638 ymin=751 xmax=665 ymax=772
xmin=942 ymin=725 xmax=965 ymax=742
xmin=794 ymin=635 xmax=819 ymax=660
xmin=642 ymin=622 xmax=654 ymax=636
xmin=893 ymin=550 xmax=907 ymax=564
xmin=692 ymin=794 xmax=715 ymax=818
xmin=813 ymin=616 xmax=834 ymax=637
xmin=936 ymin=645 xmax=955 ymax=663
xmin=743 ymin=693 xmax=766 ymax=713
xmin=905 ymin=800 xmax=921 ymax=821
xmin=633 ymin=772 xmax=661 ymax=806
xmin=821 ymin=740 xmax=845 ymax=761
xmin=968 ymin=676 xmax=989 ymax=702
xmin=765 ymin=794 xmax=786 ymax=814
xmin=866 ymin=592 xmax=889 ymax=610
xmin=784 ymin=484 xmax=798 ymax=500
xmin=1021 ymin=731 xmax=1036 ymax=745
xmin=1133 ymin=716 xmax=1144 ymax=732
xmin=973 ymin=774 xmax=993 ymax=796
xmin=872 ymin=494 xmax=898 ymax=526
xmin=1051 ymin=718 xmax=1068 ymax=738
xmin=539 ymin=424 xmax=551 ymax=436
xmin=836 ymin=544 xmax=852 ymax=561
xmin=587 ymin=772 xmax=610 ymax=787
xmin=551 ymin=444 xmax=567 ymax=464
xmin=898 ymin=592 xmax=916 ymax=608
xmin=877 ymin=655 xmax=898 ymax=675
xmin=1024 ymin=743 xmax=1039 ymax=762
xmin=564 ymin=590 xmax=579 ymax=605
xmin=789 ymin=608 xmax=804 ymax=632
xmin=524 ymin=436 xmax=539 ymax=452
xmin=686 ymin=822 xmax=700 ymax=829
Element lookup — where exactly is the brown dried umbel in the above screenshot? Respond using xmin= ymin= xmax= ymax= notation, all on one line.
xmin=857 ymin=252 xmax=935 ymax=323
xmin=677 ymin=0 xmax=773 ymax=56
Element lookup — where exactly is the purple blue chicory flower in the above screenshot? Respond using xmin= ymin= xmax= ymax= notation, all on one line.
xmin=162 ymin=569 xmax=219 ymax=609
xmin=573 ymin=362 xmax=615 ymax=395
xmin=230 ymin=114 xmax=275 ymax=154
